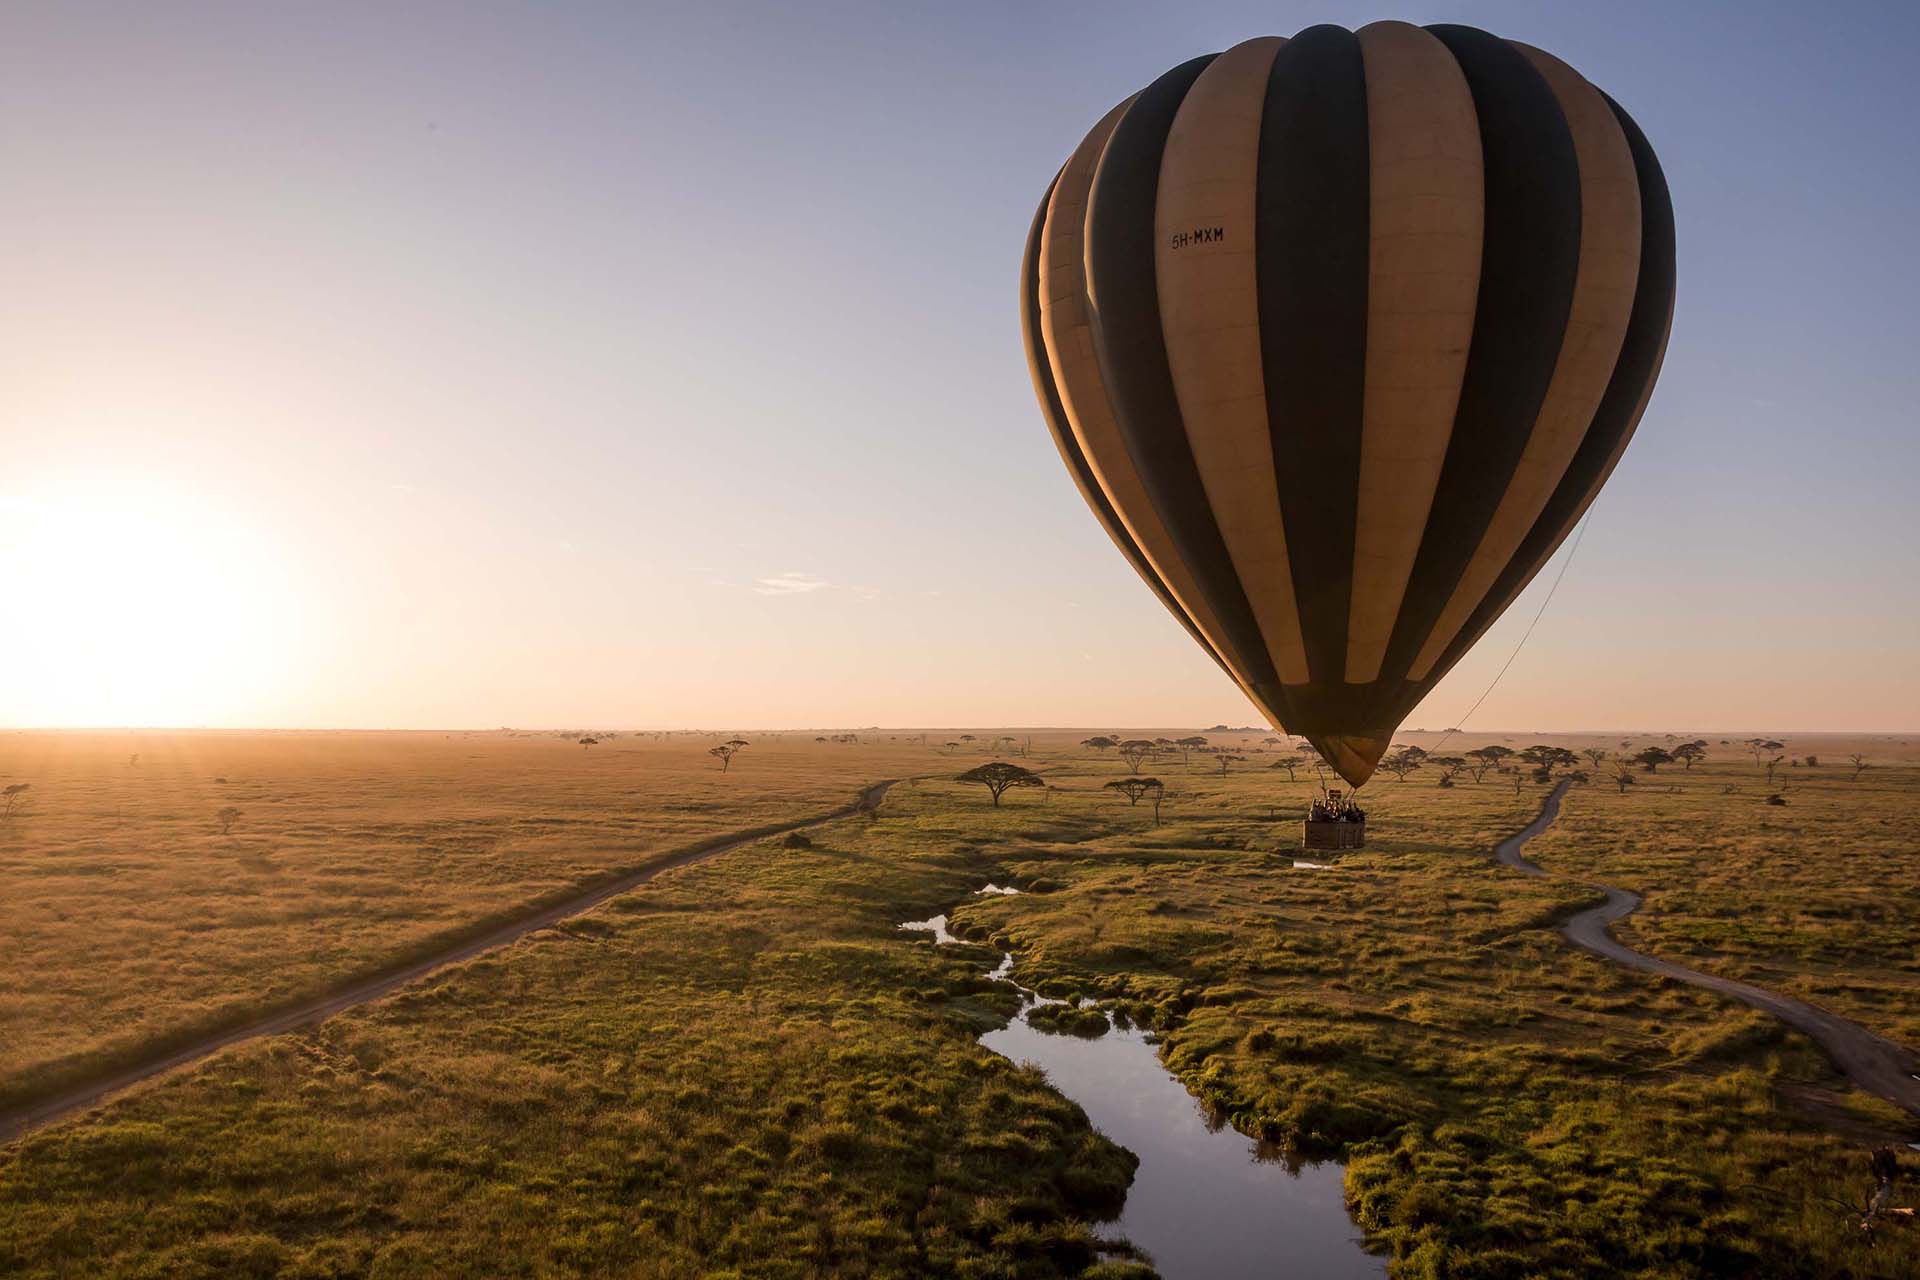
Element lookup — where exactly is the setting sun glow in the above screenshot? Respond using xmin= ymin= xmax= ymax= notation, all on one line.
xmin=4 ymin=474 xmax=303 ymax=727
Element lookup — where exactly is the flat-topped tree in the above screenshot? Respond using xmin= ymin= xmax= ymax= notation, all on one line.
xmin=708 ymin=739 xmax=748 ymax=772
xmin=1269 ymin=753 xmax=1304 ymax=782
xmin=1465 ymin=745 xmax=1514 ymax=783
xmin=1081 ymin=736 xmax=1117 ymax=753
xmin=1521 ymin=745 xmax=1580 ymax=778
xmin=1104 ymin=776 xmax=1162 ymax=806
xmin=956 ymin=762 xmax=1045 ymax=807
xmin=1583 ymin=747 xmax=1611 ymax=770
xmin=1215 ymin=753 xmax=1245 ymax=776
xmin=3 ymin=782 xmax=30 ymax=817
xmin=1430 ymin=755 xmax=1467 ymax=787
xmin=1671 ymin=741 xmax=1706 ymax=769
xmin=1378 ymin=747 xmax=1425 ymax=782
xmin=1175 ymin=736 xmax=1208 ymax=766
xmin=1117 ymin=739 xmax=1157 ymax=773
xmin=1633 ymin=746 xmax=1674 ymax=773
xmin=1611 ymin=763 xmax=1638 ymax=793
xmin=1105 ymin=776 xmax=1165 ymax=824
xmin=1744 ymin=738 xmax=1785 ymax=766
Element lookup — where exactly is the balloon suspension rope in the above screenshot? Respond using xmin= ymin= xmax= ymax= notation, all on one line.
xmin=1428 ymin=507 xmax=1595 ymax=758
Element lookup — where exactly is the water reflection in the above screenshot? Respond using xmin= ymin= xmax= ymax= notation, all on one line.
xmin=903 ymin=899 xmax=1384 ymax=1279
xmin=897 ymin=913 xmax=958 ymax=944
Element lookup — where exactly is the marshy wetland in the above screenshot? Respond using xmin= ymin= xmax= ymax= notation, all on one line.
xmin=2 ymin=728 xmax=1916 ymax=1277
xmin=908 ymin=885 xmax=1383 ymax=1278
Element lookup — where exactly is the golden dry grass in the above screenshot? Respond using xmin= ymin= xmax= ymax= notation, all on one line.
xmin=0 ymin=729 xmax=954 ymax=1105
xmin=1 ymin=728 xmax=1915 ymax=1278
xmin=1511 ymin=736 xmax=1920 ymax=1045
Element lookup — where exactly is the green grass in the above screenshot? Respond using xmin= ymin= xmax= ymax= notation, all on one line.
xmin=2 ymin=731 xmax=1917 ymax=1278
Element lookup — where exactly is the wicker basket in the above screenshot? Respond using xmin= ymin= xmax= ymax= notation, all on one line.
xmin=1302 ymin=817 xmax=1366 ymax=851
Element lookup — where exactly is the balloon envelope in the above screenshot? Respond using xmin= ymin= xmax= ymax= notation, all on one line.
xmin=1022 ymin=21 xmax=1674 ymax=786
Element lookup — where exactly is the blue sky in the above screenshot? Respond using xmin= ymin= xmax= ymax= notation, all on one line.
xmin=3 ymin=1 xmax=1916 ymax=730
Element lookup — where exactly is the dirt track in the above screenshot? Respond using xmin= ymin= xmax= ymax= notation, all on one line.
xmin=0 ymin=778 xmax=900 ymax=1146
xmin=1498 ymin=780 xmax=1920 ymax=1117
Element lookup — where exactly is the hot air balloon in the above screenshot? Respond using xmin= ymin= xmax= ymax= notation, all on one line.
xmin=1022 ymin=22 xmax=1674 ymax=788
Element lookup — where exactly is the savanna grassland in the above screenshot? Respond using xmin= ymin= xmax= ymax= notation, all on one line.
xmin=0 ymin=729 xmax=951 ymax=1109
xmin=1 ymin=729 xmax=1916 ymax=1279
xmin=1514 ymin=736 xmax=1920 ymax=1047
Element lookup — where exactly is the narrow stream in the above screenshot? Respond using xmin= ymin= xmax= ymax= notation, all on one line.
xmin=901 ymin=887 xmax=1384 ymax=1279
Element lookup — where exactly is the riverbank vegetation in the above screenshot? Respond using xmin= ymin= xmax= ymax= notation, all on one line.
xmin=2 ymin=730 xmax=1915 ymax=1277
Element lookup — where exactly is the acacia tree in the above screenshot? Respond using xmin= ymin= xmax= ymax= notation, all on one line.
xmin=578 ymin=736 xmax=598 ymax=749
xmin=2 ymin=783 xmax=29 ymax=818
xmin=1583 ymin=747 xmax=1610 ymax=770
xmin=1215 ymin=752 xmax=1246 ymax=776
xmin=1610 ymin=765 xmax=1637 ymax=794
xmin=1175 ymin=736 xmax=1209 ymax=766
xmin=1671 ymin=741 xmax=1706 ymax=769
xmin=1744 ymin=738 xmax=1785 ymax=767
xmin=1379 ymin=747 xmax=1425 ymax=782
xmin=1430 ymin=755 xmax=1467 ymax=787
xmin=1521 ymin=745 xmax=1580 ymax=777
xmin=1849 ymin=753 xmax=1872 ymax=782
xmin=1270 ymin=753 xmax=1304 ymax=782
xmin=1465 ymin=745 xmax=1513 ymax=783
xmin=709 ymin=739 xmax=749 ymax=772
xmin=957 ymin=762 xmax=1046 ymax=807
xmin=1081 ymin=736 xmax=1117 ymax=754
xmin=216 ymin=806 xmax=241 ymax=835
xmin=1105 ymin=776 xmax=1162 ymax=806
xmin=1118 ymin=739 xmax=1158 ymax=773
xmin=1633 ymin=747 xmax=1674 ymax=773
xmin=1765 ymin=753 xmax=1786 ymax=784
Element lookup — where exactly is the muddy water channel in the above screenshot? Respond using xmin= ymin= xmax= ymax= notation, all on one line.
xmin=901 ymin=888 xmax=1384 ymax=1279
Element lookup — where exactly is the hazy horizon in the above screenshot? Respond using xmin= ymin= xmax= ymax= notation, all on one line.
xmin=8 ymin=724 xmax=1912 ymax=738
xmin=7 ymin=0 xmax=1917 ymax=733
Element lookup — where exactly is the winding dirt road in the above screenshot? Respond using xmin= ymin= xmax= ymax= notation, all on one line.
xmin=1498 ymin=781 xmax=1920 ymax=1116
xmin=0 ymin=779 xmax=900 ymax=1146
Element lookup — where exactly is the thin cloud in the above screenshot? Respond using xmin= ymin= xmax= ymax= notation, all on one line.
xmin=754 ymin=571 xmax=832 ymax=596
xmin=703 ymin=569 xmax=878 ymax=599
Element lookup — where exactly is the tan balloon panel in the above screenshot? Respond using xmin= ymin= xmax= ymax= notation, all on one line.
xmin=1153 ymin=36 xmax=1310 ymax=687
xmin=1439 ymin=292 xmax=1674 ymax=675
xmin=1344 ymin=20 xmax=1483 ymax=684
xmin=1407 ymin=41 xmax=1642 ymax=682
xmin=1024 ymin=23 xmax=1676 ymax=786
xmin=1037 ymin=95 xmax=1256 ymax=699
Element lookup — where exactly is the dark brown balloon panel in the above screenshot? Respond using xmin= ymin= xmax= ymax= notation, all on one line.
xmin=1022 ymin=21 xmax=1675 ymax=786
